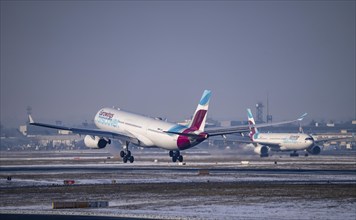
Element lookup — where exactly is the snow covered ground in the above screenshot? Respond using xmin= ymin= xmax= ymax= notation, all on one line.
xmin=1 ymin=191 xmax=355 ymax=220
xmin=1 ymin=151 xmax=355 ymax=219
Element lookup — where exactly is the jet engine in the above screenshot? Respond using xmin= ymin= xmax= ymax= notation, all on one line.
xmin=254 ymin=145 xmax=269 ymax=157
xmin=84 ymin=135 xmax=111 ymax=149
xmin=307 ymin=145 xmax=321 ymax=155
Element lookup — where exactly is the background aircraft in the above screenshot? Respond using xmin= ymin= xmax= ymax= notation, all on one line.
xmin=29 ymin=90 xmax=305 ymax=163
xmin=240 ymin=108 xmax=351 ymax=157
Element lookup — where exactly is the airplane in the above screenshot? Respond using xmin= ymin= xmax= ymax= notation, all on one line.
xmin=243 ymin=108 xmax=351 ymax=157
xmin=29 ymin=90 xmax=306 ymax=163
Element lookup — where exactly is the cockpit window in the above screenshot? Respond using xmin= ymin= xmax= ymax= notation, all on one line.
xmin=305 ymin=137 xmax=314 ymax=141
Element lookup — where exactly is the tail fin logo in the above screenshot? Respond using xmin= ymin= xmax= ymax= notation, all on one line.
xmin=190 ymin=110 xmax=207 ymax=130
xmin=199 ymin=90 xmax=211 ymax=106
xmin=247 ymin=108 xmax=259 ymax=140
xmin=189 ymin=90 xmax=211 ymax=131
xmin=248 ymin=124 xmax=259 ymax=141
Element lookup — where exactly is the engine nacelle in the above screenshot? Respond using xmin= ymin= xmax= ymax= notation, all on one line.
xmin=307 ymin=145 xmax=321 ymax=155
xmin=254 ymin=145 xmax=269 ymax=157
xmin=84 ymin=135 xmax=110 ymax=149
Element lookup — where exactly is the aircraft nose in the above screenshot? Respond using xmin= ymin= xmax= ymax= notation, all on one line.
xmin=305 ymin=136 xmax=315 ymax=145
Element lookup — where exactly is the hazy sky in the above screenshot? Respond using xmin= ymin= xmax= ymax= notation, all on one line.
xmin=1 ymin=0 xmax=355 ymax=127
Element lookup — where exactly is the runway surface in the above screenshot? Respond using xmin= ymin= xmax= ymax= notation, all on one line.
xmin=1 ymin=149 xmax=356 ymax=219
xmin=0 ymin=213 xmax=150 ymax=220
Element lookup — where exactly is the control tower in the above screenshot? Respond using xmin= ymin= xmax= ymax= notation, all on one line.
xmin=266 ymin=94 xmax=272 ymax=123
xmin=255 ymin=102 xmax=264 ymax=123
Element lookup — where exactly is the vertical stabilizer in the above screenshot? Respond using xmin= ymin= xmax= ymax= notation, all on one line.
xmin=247 ymin=108 xmax=259 ymax=140
xmin=189 ymin=90 xmax=211 ymax=131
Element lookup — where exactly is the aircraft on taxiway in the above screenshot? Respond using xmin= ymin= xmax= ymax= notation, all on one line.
xmin=236 ymin=108 xmax=351 ymax=157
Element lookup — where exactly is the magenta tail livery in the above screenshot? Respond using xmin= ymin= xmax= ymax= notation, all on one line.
xmin=29 ymin=90 xmax=305 ymax=163
xmin=189 ymin=89 xmax=211 ymax=131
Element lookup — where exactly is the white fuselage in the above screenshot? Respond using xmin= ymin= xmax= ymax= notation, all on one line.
xmin=94 ymin=108 xmax=205 ymax=151
xmin=252 ymin=133 xmax=314 ymax=151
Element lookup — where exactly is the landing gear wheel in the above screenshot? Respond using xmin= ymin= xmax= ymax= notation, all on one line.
xmin=169 ymin=150 xmax=182 ymax=163
xmin=290 ymin=151 xmax=299 ymax=157
xmin=121 ymin=141 xmax=135 ymax=163
xmin=123 ymin=156 xmax=128 ymax=163
xmin=129 ymin=156 xmax=134 ymax=163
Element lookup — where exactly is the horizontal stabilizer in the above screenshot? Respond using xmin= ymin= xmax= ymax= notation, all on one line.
xmin=297 ymin=113 xmax=308 ymax=121
xmin=164 ymin=130 xmax=208 ymax=138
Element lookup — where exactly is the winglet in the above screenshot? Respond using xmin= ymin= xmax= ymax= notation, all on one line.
xmin=28 ymin=115 xmax=34 ymax=124
xmin=297 ymin=113 xmax=308 ymax=121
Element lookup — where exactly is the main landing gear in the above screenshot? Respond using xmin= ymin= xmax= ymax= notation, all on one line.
xmin=290 ymin=151 xmax=299 ymax=157
xmin=120 ymin=141 xmax=134 ymax=163
xmin=169 ymin=150 xmax=183 ymax=163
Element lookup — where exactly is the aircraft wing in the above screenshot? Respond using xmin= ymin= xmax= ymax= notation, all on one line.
xmin=253 ymin=113 xmax=307 ymax=128
xmin=206 ymin=113 xmax=307 ymax=137
xmin=224 ymin=136 xmax=281 ymax=148
xmin=28 ymin=115 xmax=140 ymax=145
xmin=212 ymin=136 xmax=281 ymax=152
xmin=312 ymin=135 xmax=355 ymax=144
xmin=205 ymin=126 xmax=250 ymax=136
xmin=250 ymin=141 xmax=281 ymax=149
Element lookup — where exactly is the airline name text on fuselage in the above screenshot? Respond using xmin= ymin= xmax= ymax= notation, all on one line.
xmin=96 ymin=110 xmax=119 ymax=127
